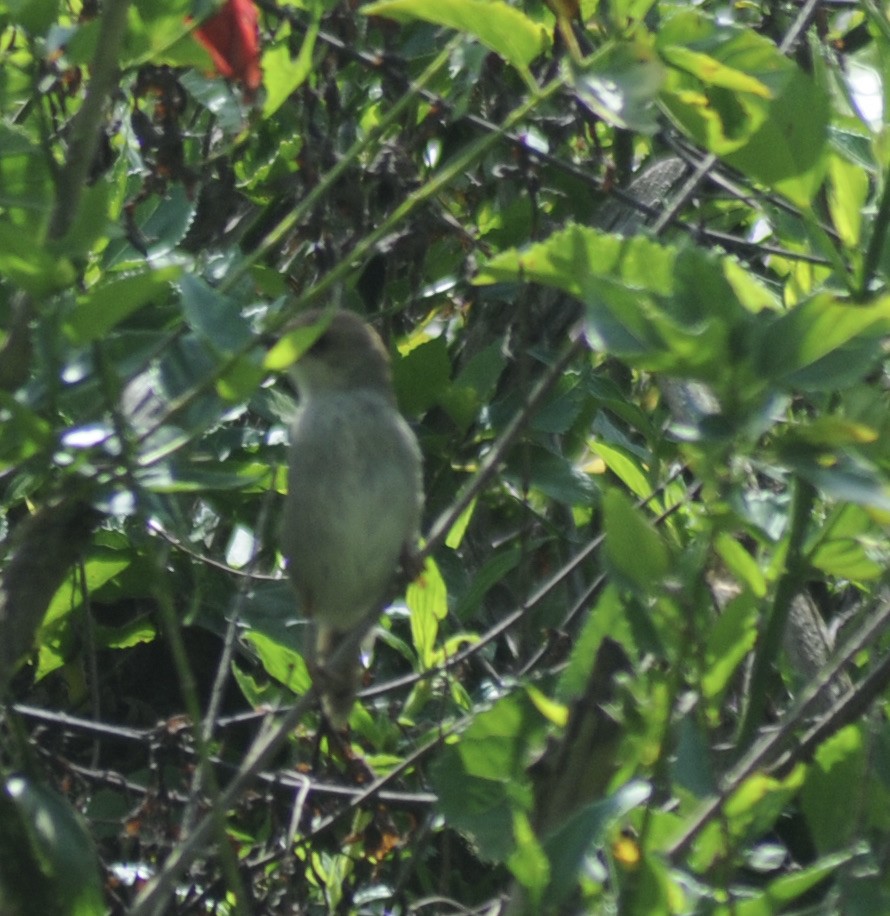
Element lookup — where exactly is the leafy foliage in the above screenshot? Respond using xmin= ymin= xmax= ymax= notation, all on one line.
xmin=2 ymin=0 xmax=890 ymax=913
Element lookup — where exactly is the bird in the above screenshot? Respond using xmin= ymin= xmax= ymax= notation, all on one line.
xmin=279 ymin=309 xmax=423 ymax=723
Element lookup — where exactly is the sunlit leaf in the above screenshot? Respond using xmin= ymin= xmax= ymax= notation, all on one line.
xmin=801 ymin=726 xmax=865 ymax=854
xmin=362 ymin=0 xmax=550 ymax=70
xmin=603 ymin=489 xmax=670 ymax=590
xmin=756 ymin=293 xmax=890 ymax=387
xmin=407 ymin=556 xmax=448 ymax=667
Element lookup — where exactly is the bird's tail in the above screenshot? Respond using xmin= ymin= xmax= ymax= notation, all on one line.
xmin=312 ymin=623 xmax=362 ymax=725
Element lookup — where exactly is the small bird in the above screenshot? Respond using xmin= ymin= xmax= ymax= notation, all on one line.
xmin=279 ymin=309 xmax=423 ymax=723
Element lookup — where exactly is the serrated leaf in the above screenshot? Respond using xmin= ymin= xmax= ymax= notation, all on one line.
xmin=476 ymin=225 xmax=752 ymax=381
xmin=66 ymin=266 xmax=182 ymax=344
xmin=179 ymin=274 xmax=253 ymax=352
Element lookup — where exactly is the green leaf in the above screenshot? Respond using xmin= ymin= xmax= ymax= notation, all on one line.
xmin=658 ymin=12 xmax=828 ymax=205
xmin=701 ymin=590 xmax=758 ymax=709
xmin=0 ymin=221 xmax=75 ymax=297
xmin=801 ymin=725 xmax=865 ymax=854
xmin=140 ymin=461 xmax=269 ymax=493
xmin=95 ymin=618 xmax=157 ymax=651
xmin=714 ymin=533 xmax=766 ymax=598
xmin=735 ymin=849 xmax=859 ymax=914
xmin=691 ymin=769 xmax=804 ymax=871
xmin=453 ymin=546 xmax=521 ymax=622
xmin=795 ymin=456 xmax=890 ymax=514
xmin=660 ymin=45 xmax=772 ymax=98
xmin=262 ymin=12 xmax=321 ymax=119
xmin=121 ymin=0 xmax=202 ymax=67
xmin=179 ymin=274 xmax=253 ymax=352
xmin=243 ymin=630 xmax=312 ymax=695
xmin=445 ymin=497 xmax=476 ymax=550
xmin=560 ymin=584 xmax=636 ymax=699
xmin=1 ymin=776 xmax=104 ymax=916
xmin=216 ymin=353 xmax=267 ymax=402
xmin=673 ymin=716 xmax=717 ymax=797
xmin=49 ymin=180 xmax=112 ymax=260
xmin=504 ymin=445 xmax=596 ymax=506
xmin=544 ymin=781 xmax=651 ymax=904
xmin=361 ymin=0 xmax=550 ymax=70
xmin=809 ymin=505 xmax=887 ymax=581
xmin=407 ymin=556 xmax=448 ymax=667
xmin=756 ymin=293 xmax=890 ymax=388
xmin=658 ymin=15 xmax=786 ymax=152
xmin=570 ymin=41 xmax=665 ymax=134
xmin=104 ymin=184 xmax=197 ymax=264
xmin=828 ymin=151 xmax=868 ymax=248
xmin=430 ymin=693 xmax=542 ymax=862
xmin=265 ymin=320 xmax=326 ymax=372
xmin=507 ymin=811 xmax=550 ymax=905
xmin=0 ymin=393 xmax=53 ymax=469
xmin=781 ymin=415 xmax=878 ymax=449
xmin=0 ymin=124 xmax=54 ymax=224
xmin=590 ymin=440 xmax=653 ymax=500
xmin=476 ymin=225 xmax=752 ymax=382
xmin=603 ymin=489 xmax=670 ymax=591
xmin=724 ymin=67 xmax=828 ymax=207
xmin=476 ymin=224 xmax=676 ymax=300
xmin=37 ymin=552 xmax=133 ymax=680
xmin=65 ymin=266 xmax=182 ymax=344
xmin=393 ymin=334 xmax=452 ymax=416
xmin=5 ymin=0 xmax=60 ymax=34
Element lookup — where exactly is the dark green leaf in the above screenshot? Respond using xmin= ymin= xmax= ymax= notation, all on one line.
xmin=65 ymin=266 xmax=182 ymax=344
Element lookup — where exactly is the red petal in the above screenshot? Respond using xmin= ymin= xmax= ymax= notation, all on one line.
xmin=194 ymin=0 xmax=262 ymax=91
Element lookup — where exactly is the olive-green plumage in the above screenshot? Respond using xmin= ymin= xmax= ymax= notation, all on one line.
xmin=280 ymin=310 xmax=423 ymax=722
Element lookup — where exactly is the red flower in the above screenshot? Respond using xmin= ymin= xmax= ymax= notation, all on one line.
xmin=194 ymin=0 xmax=262 ymax=93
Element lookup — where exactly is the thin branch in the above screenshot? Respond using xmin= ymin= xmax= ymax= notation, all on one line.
xmin=49 ymin=0 xmax=131 ymax=240
xmin=668 ymin=587 xmax=890 ymax=859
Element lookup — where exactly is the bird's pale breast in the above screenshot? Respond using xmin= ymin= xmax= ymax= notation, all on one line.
xmin=282 ymin=388 xmax=422 ymax=632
